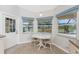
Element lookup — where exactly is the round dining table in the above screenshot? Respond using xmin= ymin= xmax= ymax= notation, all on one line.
xmin=32 ymin=33 xmax=51 ymax=50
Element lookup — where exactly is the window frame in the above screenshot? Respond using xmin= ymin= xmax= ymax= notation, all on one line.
xmin=37 ymin=18 xmax=52 ymax=33
xmin=58 ymin=18 xmax=76 ymax=34
xmin=5 ymin=17 xmax=16 ymax=33
xmin=22 ymin=17 xmax=34 ymax=32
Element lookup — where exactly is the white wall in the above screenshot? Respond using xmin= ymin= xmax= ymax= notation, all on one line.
xmin=54 ymin=34 xmax=75 ymax=49
xmin=1 ymin=13 xmax=19 ymax=49
xmin=0 ymin=39 xmax=4 ymax=53
xmin=76 ymin=10 xmax=79 ymax=40
xmin=18 ymin=32 xmax=33 ymax=44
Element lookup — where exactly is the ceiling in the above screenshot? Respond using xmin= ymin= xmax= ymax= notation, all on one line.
xmin=19 ymin=5 xmax=57 ymax=12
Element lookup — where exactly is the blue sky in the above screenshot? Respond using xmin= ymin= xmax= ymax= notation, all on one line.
xmin=58 ymin=19 xmax=75 ymax=24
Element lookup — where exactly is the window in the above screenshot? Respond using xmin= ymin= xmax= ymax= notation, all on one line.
xmin=56 ymin=6 xmax=78 ymax=35
xmin=58 ymin=18 xmax=76 ymax=34
xmin=5 ymin=18 xmax=16 ymax=33
xmin=37 ymin=16 xmax=53 ymax=33
xmin=22 ymin=17 xmax=34 ymax=32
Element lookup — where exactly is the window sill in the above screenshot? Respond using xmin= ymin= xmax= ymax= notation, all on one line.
xmin=23 ymin=32 xmax=33 ymax=34
xmin=6 ymin=32 xmax=16 ymax=34
xmin=57 ymin=33 xmax=76 ymax=39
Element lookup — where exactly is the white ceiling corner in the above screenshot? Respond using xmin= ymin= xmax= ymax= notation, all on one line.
xmin=19 ymin=5 xmax=57 ymax=13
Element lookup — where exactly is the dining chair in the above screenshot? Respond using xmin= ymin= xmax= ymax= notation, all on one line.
xmin=43 ymin=39 xmax=53 ymax=51
xmin=32 ymin=38 xmax=40 ymax=47
xmin=36 ymin=39 xmax=47 ymax=50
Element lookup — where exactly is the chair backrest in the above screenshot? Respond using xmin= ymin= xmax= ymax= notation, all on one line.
xmin=33 ymin=38 xmax=38 ymax=40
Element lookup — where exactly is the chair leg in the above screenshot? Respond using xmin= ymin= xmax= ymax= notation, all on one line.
xmin=53 ymin=45 xmax=56 ymax=53
xmin=37 ymin=40 xmax=47 ymax=50
xmin=49 ymin=44 xmax=52 ymax=51
xmin=38 ymin=45 xmax=41 ymax=50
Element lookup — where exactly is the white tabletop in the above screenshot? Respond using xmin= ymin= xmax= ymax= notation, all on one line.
xmin=32 ymin=33 xmax=51 ymax=39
